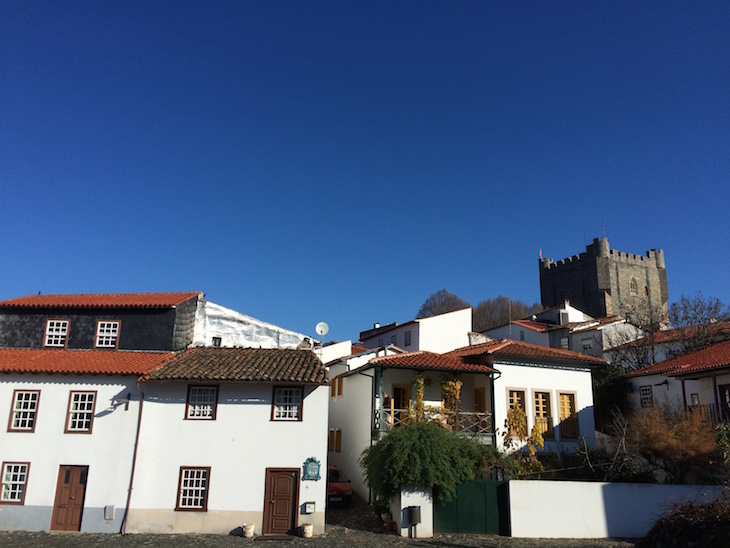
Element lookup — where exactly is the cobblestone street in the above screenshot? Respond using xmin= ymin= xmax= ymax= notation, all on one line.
xmin=0 ymin=498 xmax=637 ymax=548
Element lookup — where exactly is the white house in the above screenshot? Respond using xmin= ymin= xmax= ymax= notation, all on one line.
xmin=125 ymin=347 xmax=330 ymax=536
xmin=359 ymin=308 xmax=473 ymax=354
xmin=625 ymin=339 xmax=730 ymax=425
xmin=0 ymin=348 xmax=171 ymax=533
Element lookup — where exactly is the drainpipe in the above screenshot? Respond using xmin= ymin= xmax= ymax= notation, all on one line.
xmin=489 ymin=370 xmax=501 ymax=447
xmin=121 ymin=379 xmax=146 ymax=535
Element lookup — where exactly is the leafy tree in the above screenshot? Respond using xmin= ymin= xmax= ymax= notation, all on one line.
xmin=500 ymin=404 xmax=544 ymax=477
xmin=416 ymin=289 xmax=471 ymax=319
xmin=592 ymin=362 xmax=632 ymax=432
xmin=473 ymin=296 xmax=543 ymax=332
xmin=359 ymin=421 xmax=485 ymax=504
xmin=605 ymin=300 xmax=666 ymax=370
xmin=668 ymin=292 xmax=730 ymax=358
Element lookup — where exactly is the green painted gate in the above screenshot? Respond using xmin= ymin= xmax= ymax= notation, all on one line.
xmin=433 ymin=480 xmax=510 ymax=535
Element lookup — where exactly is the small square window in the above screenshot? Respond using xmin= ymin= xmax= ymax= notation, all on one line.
xmin=273 ymin=387 xmax=303 ymax=421
xmin=44 ymin=319 xmax=69 ymax=348
xmin=582 ymin=338 xmax=593 ymax=351
xmin=1 ymin=462 xmax=30 ymax=504
xmin=95 ymin=321 xmax=120 ymax=348
xmin=640 ymin=386 xmax=653 ymax=408
xmin=186 ymin=386 xmax=218 ymax=420
xmin=211 ymin=337 xmax=222 ymax=347
xmin=404 ymin=331 xmax=411 ymax=347
xmin=66 ymin=391 xmax=96 ymax=433
xmin=8 ymin=390 xmax=40 ymax=432
xmin=176 ymin=467 xmax=210 ymax=511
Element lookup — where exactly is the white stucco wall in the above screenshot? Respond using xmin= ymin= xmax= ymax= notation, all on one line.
xmin=126 ymin=382 xmax=329 ymax=535
xmin=627 ymin=372 xmax=730 ymax=412
xmin=493 ymin=362 xmax=596 ymax=451
xmin=0 ymin=374 xmax=142 ymax=533
xmin=391 ymin=486 xmax=433 ymax=538
xmin=417 ymin=308 xmax=472 ymax=353
xmin=483 ymin=324 xmax=550 ymax=347
xmin=509 ymin=480 xmax=724 ymax=538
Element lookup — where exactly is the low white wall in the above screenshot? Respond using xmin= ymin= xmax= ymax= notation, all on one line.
xmin=509 ymin=480 xmax=724 ymax=538
xmin=391 ymin=486 xmax=433 ymax=538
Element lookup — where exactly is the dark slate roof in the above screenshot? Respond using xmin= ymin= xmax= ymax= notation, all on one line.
xmin=0 ymin=348 xmax=174 ymax=375
xmin=145 ymin=347 xmax=329 ymax=384
xmin=0 ymin=292 xmax=201 ymax=309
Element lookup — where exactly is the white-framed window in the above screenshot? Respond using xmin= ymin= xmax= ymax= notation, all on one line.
xmin=95 ymin=320 xmax=120 ymax=348
xmin=404 ymin=331 xmax=411 ymax=347
xmin=640 ymin=386 xmax=653 ymax=408
xmin=186 ymin=386 xmax=218 ymax=420
xmin=176 ymin=467 xmax=210 ymax=511
xmin=65 ymin=391 xmax=96 ymax=433
xmin=9 ymin=390 xmax=40 ymax=432
xmin=559 ymin=336 xmax=569 ymax=350
xmin=1 ymin=462 xmax=29 ymax=504
xmin=44 ymin=319 xmax=69 ymax=347
xmin=328 ymin=428 xmax=342 ymax=452
xmin=582 ymin=338 xmax=593 ymax=351
xmin=273 ymin=387 xmax=303 ymax=421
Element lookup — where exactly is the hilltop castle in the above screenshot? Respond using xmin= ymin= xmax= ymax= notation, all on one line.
xmin=539 ymin=237 xmax=669 ymax=322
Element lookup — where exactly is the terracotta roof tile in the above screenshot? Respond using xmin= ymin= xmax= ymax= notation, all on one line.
xmin=626 ymin=340 xmax=730 ymax=378
xmin=0 ymin=292 xmax=201 ymax=309
xmin=0 ymin=348 xmax=173 ymax=375
xmin=447 ymin=339 xmax=606 ymax=365
xmin=370 ymin=351 xmax=495 ymax=374
xmin=146 ymin=347 xmax=328 ymax=384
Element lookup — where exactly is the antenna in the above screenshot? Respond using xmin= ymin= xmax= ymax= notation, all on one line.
xmin=315 ymin=322 xmax=329 ymax=359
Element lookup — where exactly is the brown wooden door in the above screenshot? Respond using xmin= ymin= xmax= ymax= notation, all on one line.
xmin=51 ymin=465 xmax=88 ymax=531
xmin=263 ymin=468 xmax=298 ymax=535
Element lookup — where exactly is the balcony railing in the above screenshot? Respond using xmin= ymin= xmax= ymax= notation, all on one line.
xmin=375 ymin=405 xmax=493 ymax=443
xmin=686 ymin=403 xmax=730 ymax=427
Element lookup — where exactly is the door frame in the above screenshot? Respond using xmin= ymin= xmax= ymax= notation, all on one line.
xmin=50 ymin=464 xmax=88 ymax=532
xmin=262 ymin=467 xmax=299 ymax=535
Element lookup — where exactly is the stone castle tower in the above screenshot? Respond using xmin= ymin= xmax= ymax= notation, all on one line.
xmin=539 ymin=237 xmax=668 ymax=321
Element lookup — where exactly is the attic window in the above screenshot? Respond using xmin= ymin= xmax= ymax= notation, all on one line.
xmin=560 ymin=337 xmax=569 ymax=350
xmin=95 ymin=321 xmax=120 ymax=348
xmin=212 ymin=337 xmax=222 ymax=347
xmin=44 ymin=320 xmax=69 ymax=348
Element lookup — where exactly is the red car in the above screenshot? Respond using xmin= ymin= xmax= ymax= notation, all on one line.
xmin=326 ymin=465 xmax=352 ymax=506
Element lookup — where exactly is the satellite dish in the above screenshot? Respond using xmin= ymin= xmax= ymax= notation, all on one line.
xmin=315 ymin=322 xmax=329 ymax=336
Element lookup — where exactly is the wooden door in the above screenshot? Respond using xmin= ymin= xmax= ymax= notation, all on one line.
xmin=263 ymin=468 xmax=298 ymax=535
xmin=474 ymin=387 xmax=486 ymax=413
xmin=51 ymin=465 xmax=88 ymax=531
xmin=392 ymin=384 xmax=411 ymax=425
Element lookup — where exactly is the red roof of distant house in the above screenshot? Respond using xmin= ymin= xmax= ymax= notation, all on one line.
xmin=0 ymin=292 xmax=202 ymax=309
xmin=448 ymin=339 xmax=606 ymax=365
xmin=351 ymin=343 xmax=369 ymax=355
xmin=0 ymin=348 xmax=174 ymax=375
xmin=626 ymin=340 xmax=730 ymax=378
xmin=370 ymin=351 xmax=496 ymax=374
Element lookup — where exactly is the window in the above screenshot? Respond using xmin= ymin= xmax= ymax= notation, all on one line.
xmin=44 ymin=319 xmax=69 ymax=348
xmin=272 ymin=387 xmax=303 ymax=421
xmin=643 ymin=285 xmax=649 ymax=296
xmin=691 ymin=393 xmax=700 ymax=406
xmin=377 ymin=338 xmax=384 ymax=347
xmin=508 ymin=389 xmax=525 ymax=411
xmin=520 ymin=330 xmax=525 ymax=341
xmin=94 ymin=320 xmax=120 ymax=348
xmin=328 ymin=428 xmax=342 ymax=452
xmin=8 ymin=390 xmax=40 ymax=432
xmin=404 ymin=331 xmax=411 ymax=346
xmin=559 ymin=337 xmax=569 ymax=350
xmin=533 ymin=391 xmax=553 ymax=438
xmin=630 ymin=278 xmax=637 ymax=296
xmin=581 ymin=338 xmax=593 ymax=351
xmin=186 ymin=386 xmax=218 ymax=420
xmin=330 ymin=377 xmax=343 ymax=398
xmin=391 ymin=335 xmax=397 ymax=345
xmin=211 ymin=336 xmax=222 ymax=347
xmin=65 ymin=392 xmax=96 ymax=433
xmin=1 ymin=462 xmax=29 ymax=504
xmin=176 ymin=467 xmax=210 ymax=511
xmin=640 ymin=386 xmax=653 ymax=408
xmin=559 ymin=392 xmax=578 ymax=438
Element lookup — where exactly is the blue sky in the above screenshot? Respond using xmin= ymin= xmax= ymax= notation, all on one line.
xmin=2 ymin=2 xmax=728 ymax=343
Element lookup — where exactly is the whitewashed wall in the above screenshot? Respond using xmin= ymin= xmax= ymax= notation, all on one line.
xmin=627 ymin=372 xmax=730 ymax=412
xmin=126 ymin=382 xmax=329 ymax=535
xmin=483 ymin=324 xmax=550 ymax=347
xmin=0 ymin=374 xmax=141 ymax=533
xmin=493 ymin=362 xmax=596 ymax=451
xmin=509 ymin=480 xmax=724 ymax=538
xmin=417 ymin=308 xmax=472 ymax=353
xmin=391 ymin=486 xmax=433 ymax=538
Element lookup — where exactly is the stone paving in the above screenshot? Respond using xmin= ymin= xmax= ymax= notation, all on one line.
xmin=0 ymin=497 xmax=637 ymax=548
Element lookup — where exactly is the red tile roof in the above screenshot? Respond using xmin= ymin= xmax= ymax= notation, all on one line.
xmin=0 ymin=292 xmax=202 ymax=309
xmin=145 ymin=347 xmax=328 ymax=384
xmin=0 ymin=348 xmax=174 ymax=375
xmin=626 ymin=340 xmax=730 ymax=378
xmin=370 ymin=351 xmax=495 ymax=374
xmin=447 ymin=339 xmax=606 ymax=365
